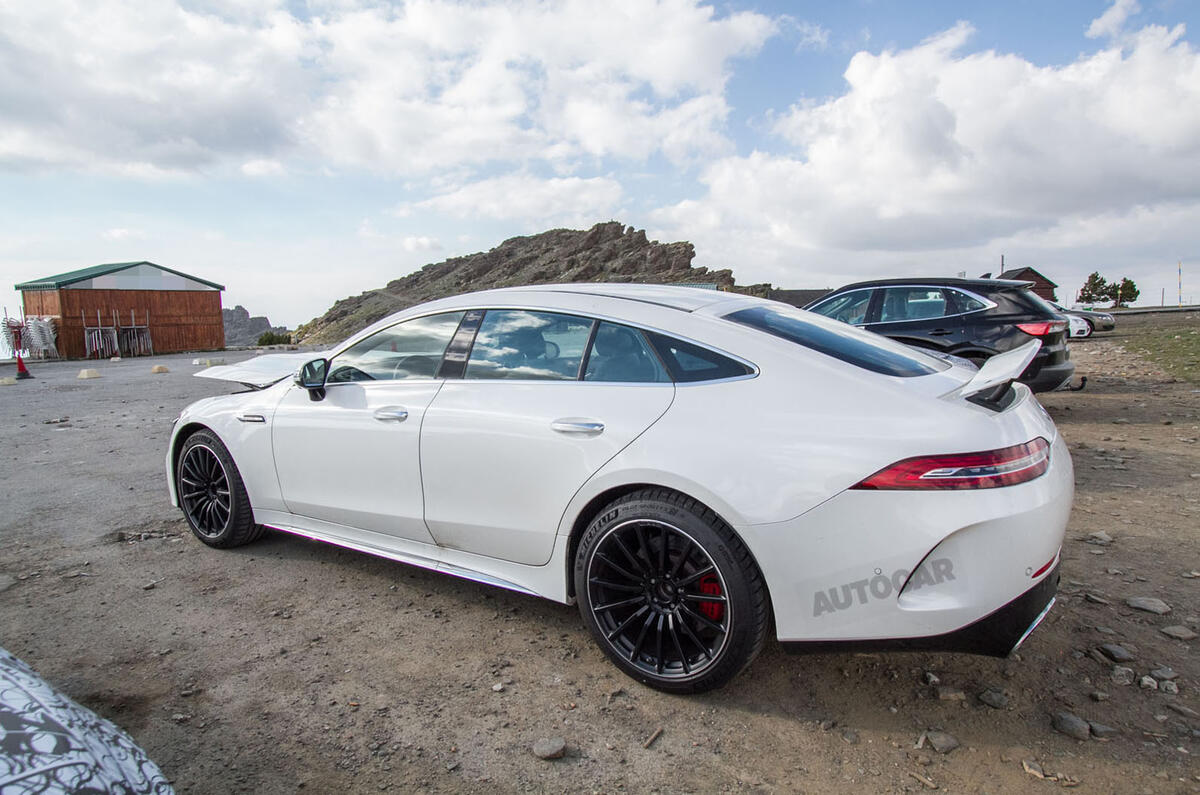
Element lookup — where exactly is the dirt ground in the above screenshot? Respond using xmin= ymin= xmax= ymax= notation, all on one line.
xmin=1 ymin=312 xmax=1198 ymax=794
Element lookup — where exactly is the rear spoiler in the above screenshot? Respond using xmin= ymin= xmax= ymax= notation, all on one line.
xmin=953 ymin=340 xmax=1040 ymax=409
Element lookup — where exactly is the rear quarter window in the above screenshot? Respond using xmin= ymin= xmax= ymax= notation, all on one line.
xmin=725 ymin=305 xmax=949 ymax=377
xmin=644 ymin=332 xmax=753 ymax=383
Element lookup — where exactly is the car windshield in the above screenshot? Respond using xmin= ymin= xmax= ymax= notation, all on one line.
xmin=725 ymin=304 xmax=950 ymax=377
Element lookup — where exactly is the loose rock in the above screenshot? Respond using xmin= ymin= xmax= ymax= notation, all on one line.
xmin=1088 ymin=721 xmax=1119 ymax=739
xmin=1051 ymin=712 xmax=1091 ymax=741
xmin=1160 ymin=625 xmax=1197 ymax=641
xmin=1085 ymin=531 xmax=1113 ymax=546
xmin=1139 ymin=676 xmax=1159 ymax=690
xmin=924 ymin=731 xmax=959 ymax=754
xmin=491 ymin=683 xmax=504 ymax=692
xmin=1125 ymin=596 xmax=1171 ymax=615
xmin=935 ymin=686 xmax=965 ymax=701
xmin=1111 ymin=666 xmax=1135 ymax=686
xmin=531 ymin=737 xmax=566 ymax=760
xmin=1149 ymin=666 xmax=1177 ymax=681
xmin=979 ymin=688 xmax=1009 ymax=709
xmin=1161 ymin=681 xmax=1179 ymax=695
xmin=1090 ymin=691 xmax=1109 ymax=702
xmin=1098 ymin=643 xmax=1135 ymax=663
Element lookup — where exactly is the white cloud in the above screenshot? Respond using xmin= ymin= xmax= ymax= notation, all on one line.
xmin=408 ymin=173 xmax=624 ymax=224
xmin=401 ymin=236 xmax=442 ymax=252
xmin=782 ymin=17 xmax=829 ymax=51
xmin=1087 ymin=0 xmax=1140 ymax=39
xmin=101 ymin=227 xmax=145 ymax=240
xmin=652 ymin=18 xmax=1200 ymax=293
xmin=241 ymin=159 xmax=285 ymax=176
xmin=0 ymin=0 xmax=775 ymax=176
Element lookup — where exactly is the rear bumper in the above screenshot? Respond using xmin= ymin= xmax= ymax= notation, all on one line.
xmin=743 ymin=424 xmax=1073 ymax=646
xmin=1021 ymin=358 xmax=1075 ymax=392
xmin=782 ymin=563 xmax=1059 ymax=657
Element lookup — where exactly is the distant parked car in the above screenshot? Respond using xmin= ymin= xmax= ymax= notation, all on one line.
xmin=0 ymin=647 xmax=172 ymax=793
xmin=1064 ymin=314 xmax=1091 ymax=339
xmin=805 ymin=278 xmax=1075 ymax=392
xmin=1049 ymin=302 xmax=1115 ymax=337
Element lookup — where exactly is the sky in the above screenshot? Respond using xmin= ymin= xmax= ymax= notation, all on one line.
xmin=2 ymin=0 xmax=1199 ymax=335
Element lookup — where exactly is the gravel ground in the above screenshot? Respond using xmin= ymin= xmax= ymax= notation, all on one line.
xmin=1 ymin=314 xmax=1198 ymax=793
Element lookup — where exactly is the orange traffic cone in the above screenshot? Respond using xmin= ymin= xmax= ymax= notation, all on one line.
xmin=15 ymin=352 xmax=32 ymax=379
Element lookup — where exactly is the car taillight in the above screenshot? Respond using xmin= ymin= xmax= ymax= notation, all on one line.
xmin=1016 ymin=321 xmax=1066 ymax=336
xmin=851 ymin=437 xmax=1051 ymax=490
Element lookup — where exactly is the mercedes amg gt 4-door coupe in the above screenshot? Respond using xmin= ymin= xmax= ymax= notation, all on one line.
xmin=169 ymin=284 xmax=1072 ymax=693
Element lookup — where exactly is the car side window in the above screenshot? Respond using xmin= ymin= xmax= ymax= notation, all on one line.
xmin=809 ymin=290 xmax=873 ymax=325
xmin=327 ymin=312 xmax=464 ymax=383
xmin=645 ymin=332 xmax=752 ymax=382
xmin=877 ymin=287 xmax=948 ymax=322
xmin=949 ymin=289 xmax=988 ymax=313
xmin=465 ymin=310 xmax=593 ymax=380
xmin=583 ymin=322 xmax=671 ymax=383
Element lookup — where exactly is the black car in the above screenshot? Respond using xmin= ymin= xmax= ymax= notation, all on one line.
xmin=804 ymin=278 xmax=1075 ymax=392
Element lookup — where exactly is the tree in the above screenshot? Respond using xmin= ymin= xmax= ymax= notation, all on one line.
xmin=1106 ymin=277 xmax=1139 ymax=308
xmin=1078 ymin=272 xmax=1109 ymax=303
xmin=257 ymin=330 xmax=291 ymax=346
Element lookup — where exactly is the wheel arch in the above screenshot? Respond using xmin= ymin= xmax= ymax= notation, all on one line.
xmin=563 ymin=481 xmax=769 ymax=604
xmin=171 ymin=422 xmax=217 ymax=477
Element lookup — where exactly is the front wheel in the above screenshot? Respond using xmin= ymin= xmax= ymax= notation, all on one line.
xmin=574 ymin=489 xmax=769 ymax=694
xmin=177 ymin=429 xmax=264 ymax=548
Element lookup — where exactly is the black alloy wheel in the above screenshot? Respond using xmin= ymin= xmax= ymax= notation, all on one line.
xmin=177 ymin=429 xmax=264 ymax=548
xmin=587 ymin=519 xmax=729 ymax=679
xmin=575 ymin=489 xmax=769 ymax=694
xmin=179 ymin=444 xmax=231 ymax=538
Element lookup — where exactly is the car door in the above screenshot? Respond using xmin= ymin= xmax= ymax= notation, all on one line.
xmin=420 ymin=311 xmax=675 ymax=566
xmin=271 ymin=311 xmax=464 ymax=543
xmin=866 ymin=286 xmax=964 ymax=350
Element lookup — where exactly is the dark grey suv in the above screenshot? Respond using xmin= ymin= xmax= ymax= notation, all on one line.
xmin=805 ymin=278 xmax=1075 ymax=392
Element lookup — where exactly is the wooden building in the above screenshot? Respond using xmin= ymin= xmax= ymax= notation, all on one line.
xmin=998 ymin=267 xmax=1058 ymax=302
xmin=16 ymin=261 xmax=225 ymax=359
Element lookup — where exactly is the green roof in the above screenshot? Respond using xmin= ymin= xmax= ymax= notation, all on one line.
xmin=15 ymin=261 xmax=224 ymax=291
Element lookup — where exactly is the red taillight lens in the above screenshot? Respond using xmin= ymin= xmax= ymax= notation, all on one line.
xmin=851 ymin=437 xmax=1051 ymax=490
xmin=1016 ymin=321 xmax=1066 ymax=336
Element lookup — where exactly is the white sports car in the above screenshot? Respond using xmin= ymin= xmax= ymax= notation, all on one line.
xmin=169 ymin=284 xmax=1072 ymax=693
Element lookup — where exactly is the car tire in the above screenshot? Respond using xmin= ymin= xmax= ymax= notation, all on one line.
xmin=177 ymin=429 xmax=264 ymax=549
xmin=574 ymin=488 xmax=769 ymax=694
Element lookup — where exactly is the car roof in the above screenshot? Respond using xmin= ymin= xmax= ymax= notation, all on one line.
xmin=829 ymin=277 xmax=1035 ymax=292
xmin=444 ymin=283 xmax=752 ymax=312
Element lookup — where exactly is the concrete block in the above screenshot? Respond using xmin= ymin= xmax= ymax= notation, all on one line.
xmin=77 ymin=369 xmax=102 ymax=379
xmin=150 ymin=365 xmax=169 ymax=374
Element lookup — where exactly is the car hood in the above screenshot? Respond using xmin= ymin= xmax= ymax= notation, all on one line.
xmin=195 ymin=352 xmax=322 ymax=388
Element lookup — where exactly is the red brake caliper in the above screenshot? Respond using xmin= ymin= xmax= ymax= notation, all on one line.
xmin=697 ymin=574 xmax=724 ymax=621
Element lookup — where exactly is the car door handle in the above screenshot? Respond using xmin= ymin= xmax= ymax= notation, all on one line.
xmin=930 ymin=328 xmax=953 ymax=336
xmin=551 ymin=419 xmax=605 ymax=435
xmin=373 ymin=407 xmax=409 ymax=422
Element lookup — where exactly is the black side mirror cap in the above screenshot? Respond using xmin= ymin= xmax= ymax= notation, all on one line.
xmin=296 ymin=358 xmax=328 ymax=400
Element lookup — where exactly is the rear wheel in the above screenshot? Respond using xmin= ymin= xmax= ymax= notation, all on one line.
xmin=574 ymin=489 xmax=769 ymax=693
xmin=177 ymin=430 xmax=264 ymax=548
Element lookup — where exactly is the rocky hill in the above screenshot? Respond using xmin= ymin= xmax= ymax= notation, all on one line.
xmin=294 ymin=222 xmax=743 ymax=344
xmin=223 ymin=305 xmax=289 ymax=347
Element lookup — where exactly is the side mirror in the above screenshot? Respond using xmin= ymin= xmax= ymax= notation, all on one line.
xmin=296 ymin=358 xmax=328 ymax=401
